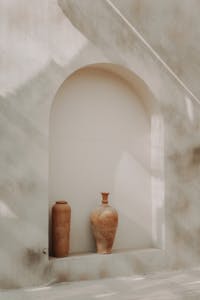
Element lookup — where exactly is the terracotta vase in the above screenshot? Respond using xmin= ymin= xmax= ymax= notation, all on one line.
xmin=90 ymin=192 xmax=118 ymax=254
xmin=52 ymin=201 xmax=71 ymax=257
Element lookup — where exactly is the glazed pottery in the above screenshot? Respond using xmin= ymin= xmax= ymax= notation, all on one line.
xmin=52 ymin=201 xmax=71 ymax=257
xmin=90 ymin=192 xmax=118 ymax=254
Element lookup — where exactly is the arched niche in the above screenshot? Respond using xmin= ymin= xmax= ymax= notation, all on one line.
xmin=49 ymin=63 xmax=164 ymax=255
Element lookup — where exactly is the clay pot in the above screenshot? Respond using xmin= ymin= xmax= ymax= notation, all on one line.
xmin=90 ymin=192 xmax=118 ymax=254
xmin=52 ymin=201 xmax=71 ymax=257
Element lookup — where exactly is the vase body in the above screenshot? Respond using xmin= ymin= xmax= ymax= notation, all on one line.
xmin=90 ymin=193 xmax=118 ymax=254
xmin=52 ymin=201 xmax=71 ymax=257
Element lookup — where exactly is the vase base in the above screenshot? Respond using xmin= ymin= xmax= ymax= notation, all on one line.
xmin=97 ymin=249 xmax=112 ymax=254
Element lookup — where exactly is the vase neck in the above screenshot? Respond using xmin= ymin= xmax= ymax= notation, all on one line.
xmin=101 ymin=192 xmax=109 ymax=204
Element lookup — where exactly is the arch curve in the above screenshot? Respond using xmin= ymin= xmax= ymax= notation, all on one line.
xmin=50 ymin=63 xmax=159 ymax=119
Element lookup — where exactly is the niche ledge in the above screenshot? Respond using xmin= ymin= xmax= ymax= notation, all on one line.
xmin=50 ymin=248 xmax=167 ymax=283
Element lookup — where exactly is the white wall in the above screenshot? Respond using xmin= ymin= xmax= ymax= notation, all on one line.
xmin=49 ymin=66 xmax=152 ymax=254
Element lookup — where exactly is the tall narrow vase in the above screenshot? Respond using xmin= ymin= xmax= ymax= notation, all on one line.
xmin=90 ymin=192 xmax=118 ymax=254
xmin=52 ymin=201 xmax=71 ymax=257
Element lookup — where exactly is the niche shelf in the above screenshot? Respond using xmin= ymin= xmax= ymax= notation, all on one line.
xmin=50 ymin=248 xmax=166 ymax=282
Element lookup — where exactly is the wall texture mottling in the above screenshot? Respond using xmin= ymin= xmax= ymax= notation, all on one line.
xmin=59 ymin=0 xmax=200 ymax=270
xmin=0 ymin=0 xmax=200 ymax=289
xmin=0 ymin=0 xmax=108 ymax=288
xmin=111 ymin=0 xmax=200 ymax=101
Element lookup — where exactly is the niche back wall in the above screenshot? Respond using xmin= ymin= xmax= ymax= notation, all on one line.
xmin=49 ymin=65 xmax=152 ymax=254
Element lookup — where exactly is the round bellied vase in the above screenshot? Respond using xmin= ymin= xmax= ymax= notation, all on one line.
xmin=90 ymin=192 xmax=118 ymax=254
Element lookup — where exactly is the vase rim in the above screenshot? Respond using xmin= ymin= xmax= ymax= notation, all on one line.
xmin=56 ymin=200 xmax=68 ymax=204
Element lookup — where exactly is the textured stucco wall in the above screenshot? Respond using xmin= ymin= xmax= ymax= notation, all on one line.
xmin=59 ymin=0 xmax=200 ymax=271
xmin=0 ymin=0 xmax=109 ymax=288
xmin=1 ymin=0 xmax=200 ymax=289
xmin=111 ymin=0 xmax=200 ymax=101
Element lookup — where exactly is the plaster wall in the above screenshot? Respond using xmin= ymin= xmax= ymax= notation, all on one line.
xmin=0 ymin=0 xmax=161 ymax=288
xmin=0 ymin=0 xmax=111 ymax=288
xmin=59 ymin=0 xmax=200 ymax=271
xmin=111 ymin=0 xmax=200 ymax=101
xmin=0 ymin=0 xmax=200 ymax=289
